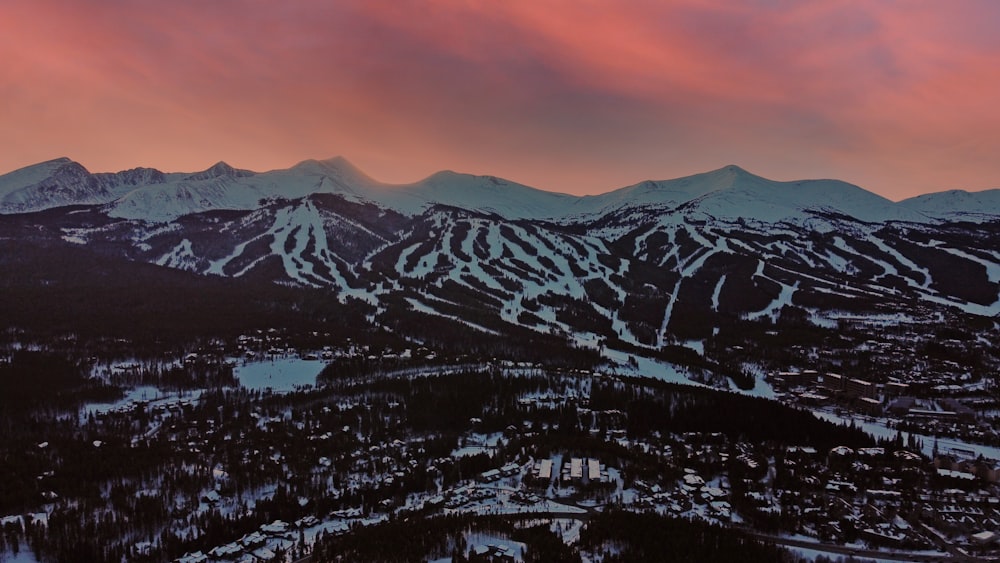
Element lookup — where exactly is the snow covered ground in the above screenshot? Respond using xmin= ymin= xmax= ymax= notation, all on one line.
xmin=233 ymin=357 xmax=327 ymax=392
xmin=79 ymin=386 xmax=202 ymax=423
xmin=0 ymin=547 xmax=41 ymax=563
xmin=810 ymin=407 xmax=1000 ymax=460
xmin=451 ymin=432 xmax=504 ymax=458
xmin=778 ymin=540 xmax=948 ymax=563
xmin=600 ymin=348 xmax=702 ymax=388
xmin=80 ymin=385 xmax=162 ymax=417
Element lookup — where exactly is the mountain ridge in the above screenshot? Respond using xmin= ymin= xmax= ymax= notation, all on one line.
xmin=3 ymin=157 xmax=999 ymax=224
xmin=2 ymin=156 xmax=999 ymax=354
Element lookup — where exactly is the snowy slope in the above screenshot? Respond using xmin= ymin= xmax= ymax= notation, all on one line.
xmin=564 ymin=165 xmax=763 ymax=218
xmin=899 ymin=189 xmax=1000 ymax=223
xmin=0 ymin=158 xmax=72 ymax=196
xmin=2 ymin=157 xmax=999 ymax=226
xmin=387 ymin=171 xmax=579 ymax=219
xmin=0 ymin=158 xmax=139 ymax=212
xmin=6 ymin=182 xmax=1000 ymax=349
xmin=569 ymin=166 xmax=928 ymax=224
xmin=109 ymin=159 xmax=579 ymax=221
xmin=108 ymin=157 xmax=385 ymax=221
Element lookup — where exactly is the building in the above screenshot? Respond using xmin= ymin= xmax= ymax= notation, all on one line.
xmin=798 ymin=392 xmax=829 ymax=405
xmin=858 ymin=397 xmax=882 ymax=415
xmin=846 ymin=378 xmax=876 ymax=399
xmin=884 ymin=381 xmax=909 ymax=397
xmin=971 ymin=530 xmax=997 ymax=546
xmin=773 ymin=371 xmax=817 ymax=389
xmin=530 ymin=459 xmax=553 ymax=485
xmin=569 ymin=458 xmax=583 ymax=481
xmin=888 ymin=396 xmax=917 ymax=416
xmin=587 ymin=458 xmax=600 ymax=482
xmin=538 ymin=459 xmax=552 ymax=479
xmin=940 ymin=398 xmax=976 ymax=422
xmin=822 ymin=373 xmax=845 ymax=394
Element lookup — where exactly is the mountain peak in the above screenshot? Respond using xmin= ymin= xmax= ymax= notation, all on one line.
xmin=702 ymin=164 xmax=765 ymax=184
xmin=0 ymin=157 xmax=86 ymax=195
xmin=5 ymin=156 xmax=1000 ymax=224
xmin=185 ymin=161 xmax=254 ymax=181
xmin=290 ymin=156 xmax=375 ymax=183
xmin=317 ymin=155 xmax=356 ymax=169
xmin=421 ymin=170 xmax=519 ymax=190
xmin=899 ymin=187 xmax=1000 ymax=223
xmin=422 ymin=170 xmax=465 ymax=183
xmin=10 ymin=157 xmax=79 ymax=173
xmin=293 ymin=156 xmax=355 ymax=170
xmin=719 ymin=164 xmax=751 ymax=175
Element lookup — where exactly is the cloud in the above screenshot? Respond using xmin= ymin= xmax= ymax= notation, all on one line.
xmin=2 ymin=0 xmax=999 ymax=198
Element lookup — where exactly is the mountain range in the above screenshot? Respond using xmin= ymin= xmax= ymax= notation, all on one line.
xmin=4 ymin=157 xmax=1000 ymax=223
xmin=2 ymin=156 xmax=998 ymax=353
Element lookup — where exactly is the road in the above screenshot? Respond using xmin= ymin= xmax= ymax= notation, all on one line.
xmin=291 ymin=500 xmax=979 ymax=563
xmin=752 ymin=532 xmax=973 ymax=562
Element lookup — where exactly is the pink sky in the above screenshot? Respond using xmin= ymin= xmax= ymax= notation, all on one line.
xmin=2 ymin=0 xmax=999 ymax=200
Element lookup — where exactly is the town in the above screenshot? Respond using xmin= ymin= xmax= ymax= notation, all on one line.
xmin=2 ymin=314 xmax=1000 ymax=562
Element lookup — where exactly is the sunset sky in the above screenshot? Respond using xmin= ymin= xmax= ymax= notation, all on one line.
xmin=2 ymin=1 xmax=999 ymax=200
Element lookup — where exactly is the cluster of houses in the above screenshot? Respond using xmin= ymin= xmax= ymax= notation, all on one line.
xmin=632 ymin=470 xmax=732 ymax=521
xmin=22 ymin=325 xmax=1000 ymax=563
xmin=770 ymin=368 xmax=1000 ymax=447
xmin=526 ymin=456 xmax=607 ymax=487
xmin=933 ymin=453 xmax=1000 ymax=484
xmin=175 ymin=520 xmax=295 ymax=563
xmin=479 ymin=462 xmax=522 ymax=483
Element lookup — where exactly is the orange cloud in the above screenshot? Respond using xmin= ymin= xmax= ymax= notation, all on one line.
xmin=2 ymin=0 xmax=999 ymax=199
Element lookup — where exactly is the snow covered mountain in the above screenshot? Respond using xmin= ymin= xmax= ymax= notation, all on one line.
xmin=563 ymin=165 xmax=931 ymax=224
xmin=0 ymin=156 xmax=580 ymax=221
xmin=4 ymin=157 xmax=998 ymax=224
xmin=0 ymin=157 xmax=165 ymax=213
xmin=899 ymin=189 xmax=1000 ymax=223
xmin=1 ymin=157 xmax=998 ymax=349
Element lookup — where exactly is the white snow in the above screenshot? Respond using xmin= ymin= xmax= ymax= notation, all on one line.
xmin=810 ymin=407 xmax=1000 ymax=460
xmin=156 ymin=239 xmax=197 ymax=269
xmin=233 ymin=357 xmax=326 ymax=392
xmin=6 ymin=156 xmax=997 ymax=224
xmin=779 ymin=543 xmax=919 ymax=563
xmin=0 ymin=158 xmax=72 ymax=196
xmin=405 ymin=298 xmax=501 ymax=336
xmin=0 ymin=547 xmax=41 ymax=563
xmin=864 ymin=235 xmax=931 ymax=289
xmin=745 ymin=281 xmax=798 ymax=322
xmin=900 ymin=188 xmax=1000 ymax=222
xmin=934 ymin=245 xmax=1000 ymax=284
xmin=710 ymin=274 xmax=726 ymax=311
xmin=600 ymin=348 xmax=703 ymax=388
xmin=80 ymin=385 xmax=176 ymax=421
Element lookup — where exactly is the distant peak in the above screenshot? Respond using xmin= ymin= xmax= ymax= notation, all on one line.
xmin=424 ymin=170 xmax=463 ymax=181
xmin=319 ymin=156 xmax=354 ymax=168
xmin=294 ymin=156 xmax=358 ymax=170
xmin=185 ymin=161 xmax=253 ymax=181
xmin=20 ymin=157 xmax=78 ymax=171
xmin=424 ymin=170 xmax=508 ymax=185
xmin=290 ymin=156 xmax=378 ymax=185
xmin=711 ymin=164 xmax=756 ymax=177
xmin=633 ymin=164 xmax=764 ymax=190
